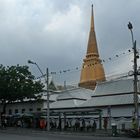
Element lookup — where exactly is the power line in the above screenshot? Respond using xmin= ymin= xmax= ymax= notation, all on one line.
xmin=50 ymin=48 xmax=134 ymax=76
xmin=35 ymin=48 xmax=136 ymax=81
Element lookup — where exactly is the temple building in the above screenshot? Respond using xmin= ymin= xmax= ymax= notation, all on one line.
xmin=79 ymin=5 xmax=106 ymax=90
xmin=0 ymin=5 xmax=139 ymax=131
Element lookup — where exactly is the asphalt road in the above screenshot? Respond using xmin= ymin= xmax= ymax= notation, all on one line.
xmin=0 ymin=132 xmax=139 ymax=140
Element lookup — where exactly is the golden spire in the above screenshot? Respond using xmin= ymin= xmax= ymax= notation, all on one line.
xmin=91 ymin=4 xmax=94 ymax=31
xmin=86 ymin=4 xmax=99 ymax=56
xmin=79 ymin=5 xmax=106 ymax=90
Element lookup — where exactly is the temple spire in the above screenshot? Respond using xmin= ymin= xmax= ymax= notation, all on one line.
xmin=86 ymin=4 xmax=99 ymax=55
xmin=79 ymin=5 xmax=106 ymax=90
xmin=91 ymin=4 xmax=94 ymax=31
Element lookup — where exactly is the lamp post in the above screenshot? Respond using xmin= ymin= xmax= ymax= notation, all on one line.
xmin=128 ymin=22 xmax=139 ymax=129
xmin=28 ymin=60 xmax=50 ymax=131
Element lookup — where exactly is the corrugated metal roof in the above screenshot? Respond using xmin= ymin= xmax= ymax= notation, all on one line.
xmin=80 ymin=94 xmax=134 ymax=107
xmin=47 ymin=79 xmax=140 ymax=109
xmin=56 ymin=88 xmax=93 ymax=100
xmin=39 ymin=92 xmax=59 ymax=101
xmin=50 ymin=99 xmax=85 ymax=109
xmin=93 ymin=78 xmax=134 ymax=96
xmin=80 ymin=78 xmax=140 ymax=107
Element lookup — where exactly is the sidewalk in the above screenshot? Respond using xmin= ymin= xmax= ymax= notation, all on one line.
xmin=0 ymin=127 xmax=116 ymax=137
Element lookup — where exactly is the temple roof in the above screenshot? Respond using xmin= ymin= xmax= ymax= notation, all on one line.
xmin=50 ymin=87 xmax=93 ymax=109
xmin=56 ymin=88 xmax=93 ymax=100
xmin=50 ymin=99 xmax=84 ymax=109
xmin=14 ymin=78 xmax=140 ymax=110
xmin=93 ymin=78 xmax=136 ymax=96
xmin=45 ymin=78 xmax=140 ymax=109
xmin=81 ymin=93 xmax=134 ymax=107
xmin=80 ymin=78 xmax=140 ymax=107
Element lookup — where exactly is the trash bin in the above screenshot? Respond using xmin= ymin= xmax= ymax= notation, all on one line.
xmin=111 ymin=123 xmax=117 ymax=136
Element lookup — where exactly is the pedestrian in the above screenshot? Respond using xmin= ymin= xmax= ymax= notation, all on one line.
xmin=2 ymin=118 xmax=7 ymax=128
xmin=92 ymin=120 xmax=97 ymax=132
xmin=87 ymin=121 xmax=91 ymax=131
xmin=103 ymin=117 xmax=108 ymax=130
xmin=17 ymin=119 xmax=21 ymax=127
xmin=1 ymin=118 xmax=5 ymax=128
xmin=132 ymin=118 xmax=137 ymax=130
xmin=82 ymin=119 xmax=85 ymax=131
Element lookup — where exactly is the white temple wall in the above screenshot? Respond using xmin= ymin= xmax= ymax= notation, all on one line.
xmin=101 ymin=105 xmax=135 ymax=117
xmin=0 ymin=101 xmax=44 ymax=115
xmin=100 ymin=105 xmax=140 ymax=129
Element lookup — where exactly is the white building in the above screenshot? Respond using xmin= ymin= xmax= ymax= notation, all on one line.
xmin=0 ymin=77 xmax=140 ymax=130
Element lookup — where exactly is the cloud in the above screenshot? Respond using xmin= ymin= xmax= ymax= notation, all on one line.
xmin=0 ymin=0 xmax=139 ymax=85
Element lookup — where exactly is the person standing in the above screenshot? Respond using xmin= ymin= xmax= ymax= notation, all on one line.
xmin=132 ymin=118 xmax=137 ymax=130
xmin=103 ymin=117 xmax=108 ymax=131
xmin=92 ymin=120 xmax=97 ymax=132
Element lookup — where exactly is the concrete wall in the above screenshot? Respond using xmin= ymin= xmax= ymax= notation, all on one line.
xmin=0 ymin=100 xmax=45 ymax=115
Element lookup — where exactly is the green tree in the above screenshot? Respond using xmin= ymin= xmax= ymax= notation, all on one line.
xmin=0 ymin=64 xmax=44 ymax=113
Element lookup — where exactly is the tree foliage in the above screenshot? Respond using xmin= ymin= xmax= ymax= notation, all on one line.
xmin=0 ymin=64 xmax=44 ymax=113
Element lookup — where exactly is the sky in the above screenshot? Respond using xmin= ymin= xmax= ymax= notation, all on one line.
xmin=0 ymin=0 xmax=140 ymax=86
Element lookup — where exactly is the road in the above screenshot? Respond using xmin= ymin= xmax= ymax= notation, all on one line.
xmin=0 ymin=132 xmax=138 ymax=140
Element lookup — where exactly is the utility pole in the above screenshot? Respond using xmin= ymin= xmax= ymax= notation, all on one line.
xmin=46 ymin=68 xmax=50 ymax=131
xmin=133 ymin=40 xmax=139 ymax=129
xmin=28 ymin=60 xmax=50 ymax=131
xmin=128 ymin=22 xmax=139 ymax=129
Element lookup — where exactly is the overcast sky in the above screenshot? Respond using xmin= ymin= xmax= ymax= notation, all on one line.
xmin=0 ymin=0 xmax=140 ymax=86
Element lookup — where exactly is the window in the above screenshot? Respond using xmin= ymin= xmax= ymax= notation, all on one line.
xmin=37 ymin=108 xmax=41 ymax=111
xmin=21 ymin=109 xmax=25 ymax=113
xmin=9 ymin=109 xmax=12 ymax=115
xmin=15 ymin=109 xmax=18 ymax=114
xmin=29 ymin=108 xmax=33 ymax=112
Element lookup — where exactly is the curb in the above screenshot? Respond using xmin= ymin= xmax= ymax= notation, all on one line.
xmin=0 ymin=128 xmax=115 ymax=137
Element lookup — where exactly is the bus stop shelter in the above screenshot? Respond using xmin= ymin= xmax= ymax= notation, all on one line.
xmin=43 ymin=107 xmax=103 ymax=130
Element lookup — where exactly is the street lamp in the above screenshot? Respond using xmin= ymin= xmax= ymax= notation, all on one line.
xmin=28 ymin=60 xmax=50 ymax=131
xmin=127 ymin=22 xmax=139 ymax=129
